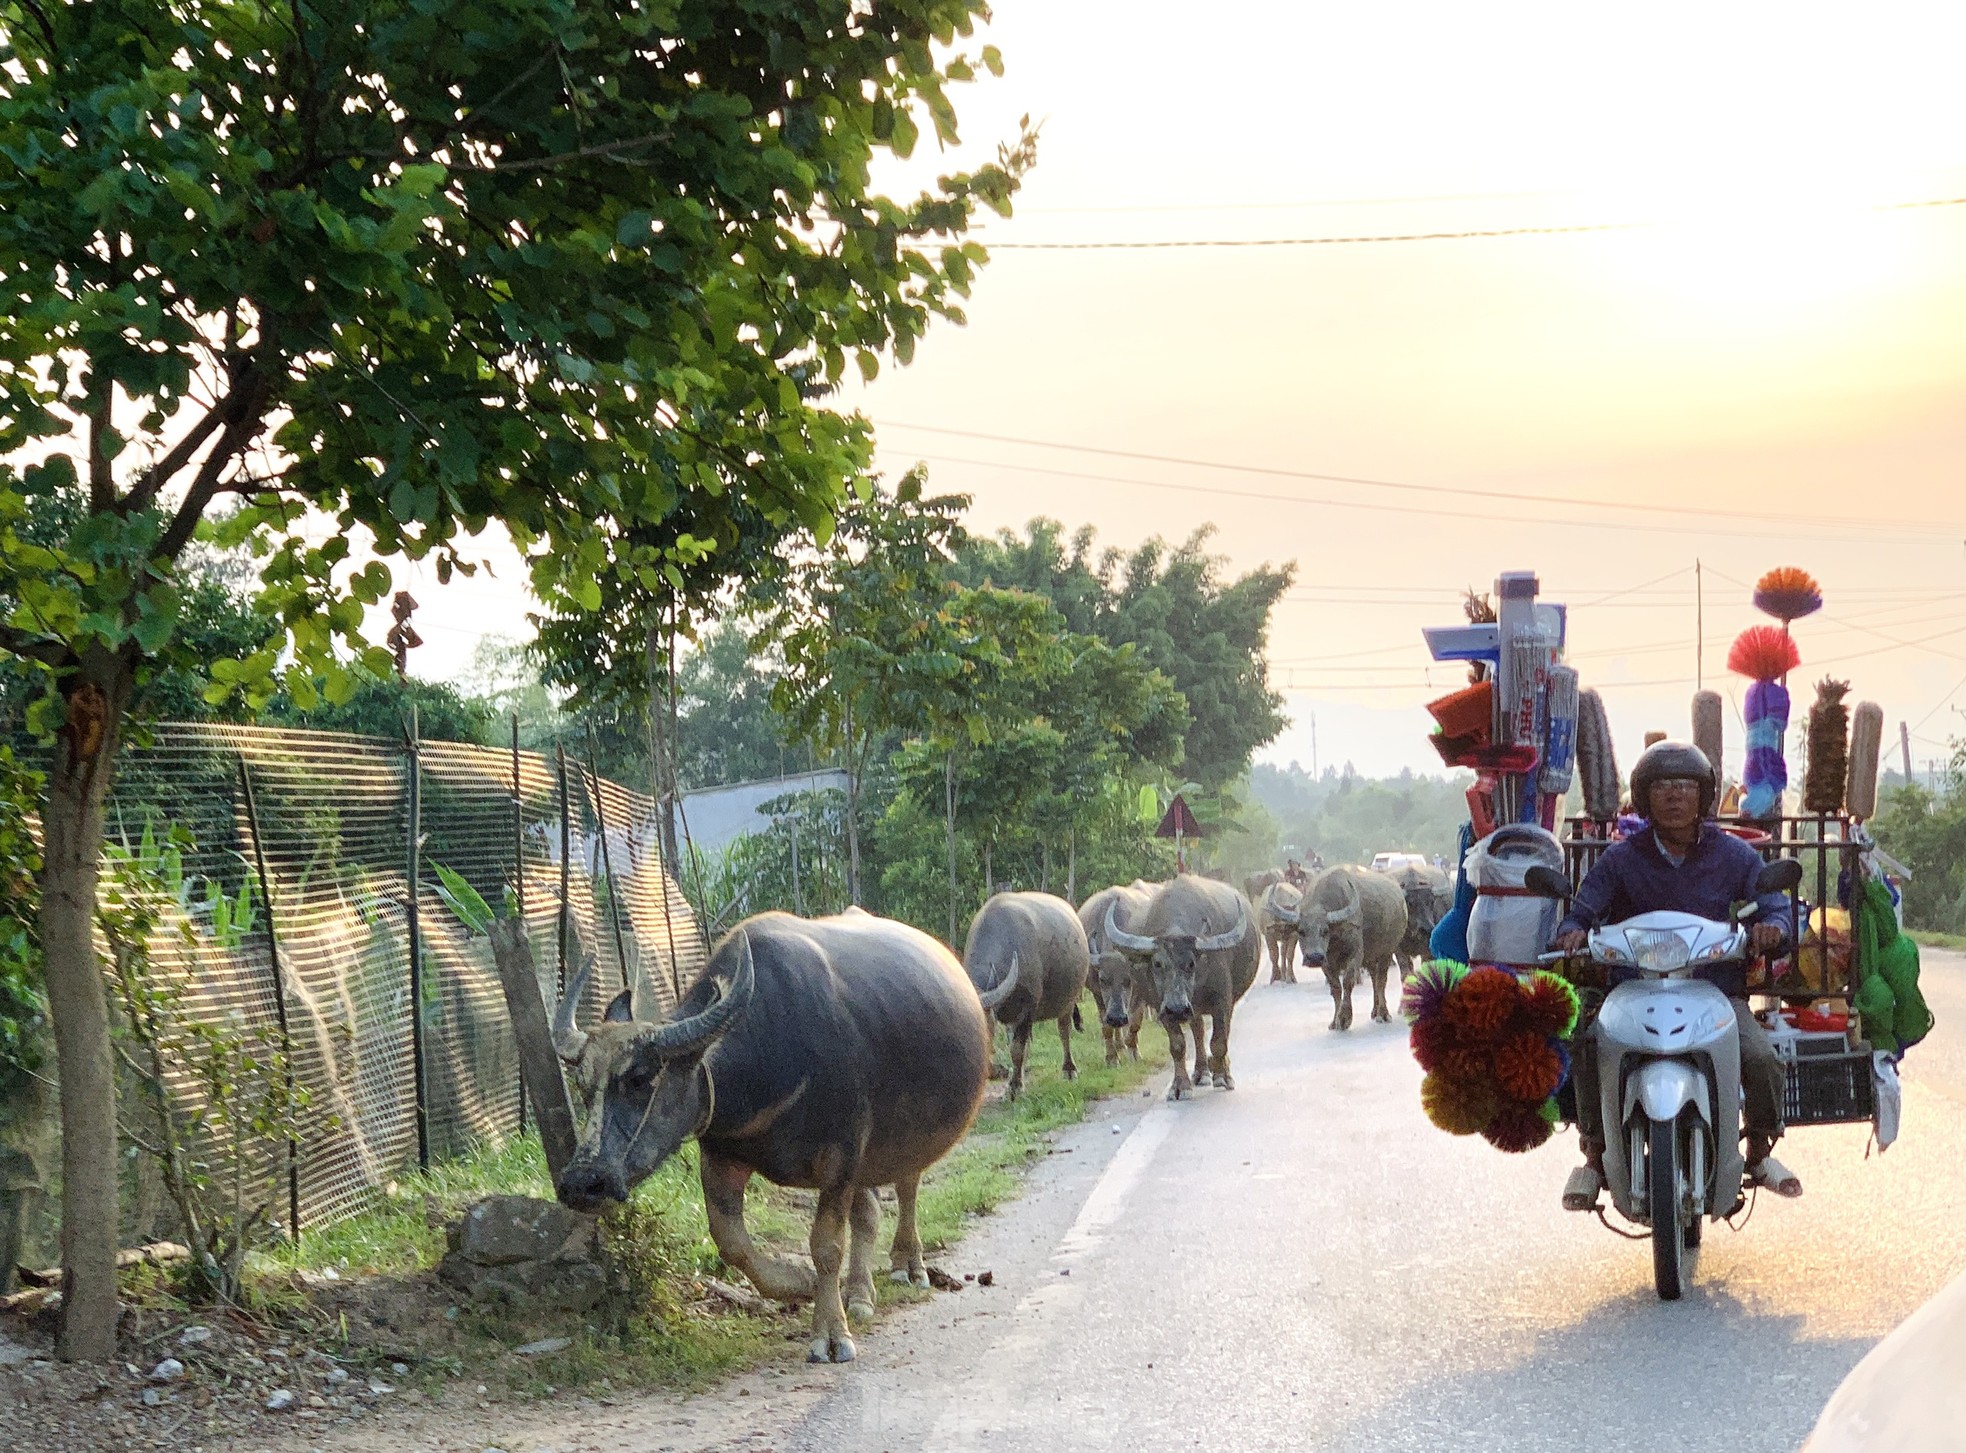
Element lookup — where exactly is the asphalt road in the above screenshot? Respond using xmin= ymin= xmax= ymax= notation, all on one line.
xmin=765 ymin=951 xmax=1966 ymax=1453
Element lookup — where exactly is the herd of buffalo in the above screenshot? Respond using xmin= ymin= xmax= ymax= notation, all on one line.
xmin=551 ymin=860 xmax=1453 ymax=1364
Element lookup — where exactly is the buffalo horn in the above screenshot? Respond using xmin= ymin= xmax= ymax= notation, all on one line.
xmin=976 ymin=953 xmax=1022 ymax=1011
xmin=1105 ymin=903 xmax=1157 ymax=954
xmin=1326 ymin=882 xmax=1362 ymax=926
xmin=1195 ymin=901 xmax=1248 ymax=953
xmin=552 ymin=944 xmax=596 ymax=1064
xmin=635 ymin=930 xmax=758 ymax=1055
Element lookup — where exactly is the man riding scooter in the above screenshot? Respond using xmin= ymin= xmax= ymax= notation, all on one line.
xmin=1551 ymin=740 xmax=1803 ymax=1211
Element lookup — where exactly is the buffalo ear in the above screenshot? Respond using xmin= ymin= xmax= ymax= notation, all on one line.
xmin=603 ymin=989 xmax=635 ymax=1024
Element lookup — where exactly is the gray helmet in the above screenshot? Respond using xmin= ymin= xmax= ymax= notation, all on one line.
xmin=1630 ymin=739 xmax=1717 ymax=818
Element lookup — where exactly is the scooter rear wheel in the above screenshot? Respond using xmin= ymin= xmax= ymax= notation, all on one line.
xmin=1648 ymin=1114 xmax=1687 ymax=1301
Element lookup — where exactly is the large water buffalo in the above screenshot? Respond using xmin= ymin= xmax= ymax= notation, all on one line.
xmin=1105 ymin=874 xmax=1260 ymax=1100
xmin=1387 ymin=863 xmax=1451 ymax=980
xmin=552 ymin=910 xmax=989 ymax=1364
xmin=1258 ymin=880 xmax=1303 ymax=983
xmin=1079 ymin=880 xmax=1157 ymax=1067
xmin=965 ymin=891 xmax=1091 ymax=1101
xmin=1294 ymin=865 xmax=1408 ymax=1030
xmin=1243 ymin=867 xmax=1284 ymax=904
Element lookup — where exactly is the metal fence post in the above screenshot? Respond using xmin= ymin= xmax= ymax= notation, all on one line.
xmin=512 ymin=713 xmax=528 ymax=1138
xmin=238 ymin=755 xmax=302 ymax=1239
xmin=406 ymin=706 xmax=430 ymax=1170
xmin=556 ymin=742 xmax=572 ymax=991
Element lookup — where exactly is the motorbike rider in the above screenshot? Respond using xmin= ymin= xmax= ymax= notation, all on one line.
xmin=1550 ymin=740 xmax=1802 ymax=1210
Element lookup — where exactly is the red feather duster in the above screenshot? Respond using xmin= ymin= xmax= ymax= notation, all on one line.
xmin=1481 ymin=1102 xmax=1556 ymax=1154
xmin=1728 ymin=625 xmax=1800 ymax=683
xmin=1519 ymin=973 xmax=1581 ymax=1039
xmin=1439 ymin=966 xmax=1522 ymax=1043
xmin=1493 ymin=1031 xmax=1564 ymax=1102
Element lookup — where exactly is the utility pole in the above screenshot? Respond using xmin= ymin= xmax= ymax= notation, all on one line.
xmin=1310 ymin=711 xmax=1319 ymax=779
xmin=1695 ymin=558 xmax=1703 ymax=691
xmin=1901 ymin=720 xmax=1914 ymax=787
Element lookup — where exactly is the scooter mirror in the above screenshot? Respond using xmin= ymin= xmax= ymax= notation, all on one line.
xmin=1523 ymin=865 xmax=1573 ymax=899
xmin=1756 ymin=858 xmax=1804 ymax=895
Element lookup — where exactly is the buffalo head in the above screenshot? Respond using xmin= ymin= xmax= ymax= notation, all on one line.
xmin=554 ymin=932 xmax=756 ymax=1213
xmin=1296 ymin=878 xmax=1362 ymax=969
xmin=1105 ymin=901 xmax=1246 ymax=1022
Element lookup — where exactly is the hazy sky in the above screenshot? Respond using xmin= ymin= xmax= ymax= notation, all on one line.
xmin=405 ymin=2 xmax=1966 ymax=785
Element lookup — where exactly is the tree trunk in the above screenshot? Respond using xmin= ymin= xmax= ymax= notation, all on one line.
xmin=982 ymin=841 xmax=992 ymax=904
xmin=645 ymin=621 xmax=679 ymax=871
xmin=1066 ymin=828 xmax=1077 ymax=904
xmin=1040 ymin=841 xmax=1050 ymax=893
xmin=944 ymin=750 xmax=958 ymax=948
xmin=38 ymin=651 xmax=135 ymax=1360
xmin=843 ymin=707 xmax=862 ymax=906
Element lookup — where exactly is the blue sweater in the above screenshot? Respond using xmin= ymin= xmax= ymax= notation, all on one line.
xmin=1555 ymin=824 xmax=1793 ymax=995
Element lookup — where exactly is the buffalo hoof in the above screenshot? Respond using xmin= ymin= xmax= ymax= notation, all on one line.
xmin=846 ymin=1297 xmax=876 ymax=1323
xmin=1061 ymin=1063 xmax=1078 ymax=1081
xmin=809 ymin=1330 xmax=857 ymax=1364
xmin=1167 ymin=1080 xmax=1191 ymax=1101
xmin=1327 ymin=1019 xmax=1343 ymax=1032
xmin=890 ymin=1267 xmax=931 ymax=1288
xmin=1215 ymin=1072 xmax=1236 ymax=1090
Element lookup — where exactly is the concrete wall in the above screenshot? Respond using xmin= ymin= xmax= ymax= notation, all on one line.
xmin=680 ymin=768 xmax=848 ymax=856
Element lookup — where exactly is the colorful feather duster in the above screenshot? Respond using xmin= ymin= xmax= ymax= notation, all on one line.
xmin=1731 ymin=626 xmax=1799 ymax=822
xmin=1803 ymin=678 xmax=1851 ymax=815
xmin=1576 ymin=688 xmax=1620 ymax=822
xmin=1400 ymin=958 xmax=1468 ymax=1024
xmin=1753 ymin=567 xmax=1823 ymax=625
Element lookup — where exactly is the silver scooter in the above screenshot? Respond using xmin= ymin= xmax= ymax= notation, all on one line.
xmin=1526 ymin=857 xmax=1803 ymax=1301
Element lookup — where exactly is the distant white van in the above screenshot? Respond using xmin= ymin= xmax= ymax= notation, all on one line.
xmin=1369 ymin=852 xmax=1429 ymax=874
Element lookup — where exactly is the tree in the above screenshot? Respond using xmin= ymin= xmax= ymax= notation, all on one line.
xmin=0 ymin=1 xmax=1024 ymax=1358
xmin=766 ymin=475 xmax=970 ymax=905
xmin=675 ymin=620 xmax=796 ymax=790
xmin=955 ymin=521 xmax=1292 ymax=789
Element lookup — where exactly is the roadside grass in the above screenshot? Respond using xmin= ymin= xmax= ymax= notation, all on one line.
xmin=1907 ymin=929 xmax=1966 ymax=953
xmin=228 ymin=1008 xmax=1170 ymax=1397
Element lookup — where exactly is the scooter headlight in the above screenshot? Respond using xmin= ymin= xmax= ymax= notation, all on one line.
xmin=1625 ymin=927 xmax=1691 ymax=972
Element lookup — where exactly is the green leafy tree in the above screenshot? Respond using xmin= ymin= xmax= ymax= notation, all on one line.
xmin=675 ymin=620 xmax=798 ymax=790
xmin=955 ymin=520 xmax=1292 ymax=789
xmin=0 ymin=1 xmax=1024 ymax=1357
xmin=1872 ymin=760 xmax=1966 ymax=935
xmin=765 ymin=475 xmax=970 ymax=904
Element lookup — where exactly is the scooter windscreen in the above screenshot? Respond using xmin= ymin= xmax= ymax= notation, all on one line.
xmin=1588 ymin=911 xmax=1747 ymax=974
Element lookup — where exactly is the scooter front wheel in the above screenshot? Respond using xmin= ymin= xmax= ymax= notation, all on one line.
xmin=1648 ymin=1114 xmax=1687 ymax=1301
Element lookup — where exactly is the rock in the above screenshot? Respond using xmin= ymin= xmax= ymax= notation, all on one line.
xmin=367 ymin=1380 xmax=396 ymax=1396
xmin=447 ymin=1196 xmax=594 ymax=1267
xmin=438 ymin=1196 xmax=606 ymax=1316
xmin=0 ymin=1336 xmax=33 ymax=1367
xmin=177 ymin=1325 xmax=212 ymax=1346
xmin=266 ymin=1389 xmax=297 ymax=1412
xmin=325 ymin=1366 xmax=350 ymax=1384
xmin=141 ymin=1388 xmax=163 ymax=1407
xmin=977 ymin=1270 xmax=995 ymax=1287
xmin=392 ymin=1362 xmax=409 ymax=1375
xmin=148 ymin=1358 xmax=185 ymax=1382
xmin=514 ymin=1337 xmax=571 ymax=1356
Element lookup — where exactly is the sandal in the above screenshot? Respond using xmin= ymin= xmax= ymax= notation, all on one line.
xmin=1562 ymin=1163 xmax=1603 ymax=1211
xmin=1748 ymin=1154 xmax=1803 ymax=1198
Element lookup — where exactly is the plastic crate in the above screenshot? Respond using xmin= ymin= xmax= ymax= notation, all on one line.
xmin=1784 ymin=1051 xmax=1875 ymax=1127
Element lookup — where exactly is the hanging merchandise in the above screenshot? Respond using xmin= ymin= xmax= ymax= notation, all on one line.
xmin=1729 ymin=625 xmax=1800 ymax=822
xmin=1539 ymin=666 xmax=1579 ymax=830
xmin=1851 ymin=874 xmax=1933 ymax=1059
xmin=1575 ymin=688 xmax=1619 ymax=823
xmin=1804 ymin=678 xmax=1852 ymax=815
xmin=1692 ymin=689 xmax=1725 ymax=787
xmin=1405 ymin=960 xmax=1580 ymax=1154
xmin=1429 ymin=820 xmax=1477 ymax=964
xmin=1845 ymin=701 xmax=1884 ymax=821
xmin=1753 ymin=566 xmax=1824 ymax=627
xmin=1464 ymin=824 xmax=1566 ymax=967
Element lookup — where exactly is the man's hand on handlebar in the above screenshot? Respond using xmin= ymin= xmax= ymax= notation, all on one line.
xmin=1552 ymin=928 xmax=1589 ymax=956
xmin=1748 ymin=922 xmax=1783 ymax=957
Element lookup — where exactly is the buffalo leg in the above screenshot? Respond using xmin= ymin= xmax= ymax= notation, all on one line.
xmin=700 ymin=1152 xmax=816 ymax=1303
xmin=1369 ymin=959 xmax=1394 ymax=1023
xmin=1057 ymin=1011 xmax=1078 ymax=1081
xmin=1102 ymin=1019 xmax=1122 ymax=1068
xmin=1341 ymin=968 xmax=1358 ymax=1029
xmin=1163 ymin=1016 xmax=1194 ymax=1100
xmin=1007 ymin=1019 xmax=1033 ymax=1101
xmin=1323 ymin=963 xmax=1346 ymax=1031
xmin=985 ymin=1009 xmax=1009 ymax=1081
xmin=1208 ymin=1005 xmax=1235 ymax=1090
xmin=844 ymin=1186 xmax=881 ymax=1323
xmin=888 ymin=1172 xmax=930 ymax=1288
xmin=1125 ymin=998 xmax=1145 ymax=1061
xmin=807 ymin=1187 xmax=856 ymax=1363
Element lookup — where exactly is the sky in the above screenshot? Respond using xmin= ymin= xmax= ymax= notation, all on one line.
xmin=400 ymin=1 xmax=1966 ymax=786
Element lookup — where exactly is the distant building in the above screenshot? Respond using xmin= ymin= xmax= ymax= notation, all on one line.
xmin=679 ymin=768 xmax=848 ymax=856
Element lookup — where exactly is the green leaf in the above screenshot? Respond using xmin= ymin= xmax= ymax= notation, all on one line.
xmin=431 ymin=862 xmax=496 ymax=935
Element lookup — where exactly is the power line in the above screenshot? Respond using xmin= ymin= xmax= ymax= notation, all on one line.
xmin=882 ymin=424 xmax=1945 ymax=539
xmin=981 ymin=193 xmax=1966 ymax=250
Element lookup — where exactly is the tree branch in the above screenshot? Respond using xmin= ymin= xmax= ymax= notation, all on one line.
xmin=123 ymin=400 xmax=229 ymax=516
xmin=480 ymin=129 xmax=674 ymax=173
xmin=85 ymin=372 xmax=115 ymax=514
xmin=13 ymin=0 xmax=57 ymax=54
xmin=0 ymin=623 xmax=73 ymax=669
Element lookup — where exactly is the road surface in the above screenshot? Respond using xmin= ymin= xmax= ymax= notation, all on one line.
xmin=772 ymin=951 xmax=1966 ymax=1453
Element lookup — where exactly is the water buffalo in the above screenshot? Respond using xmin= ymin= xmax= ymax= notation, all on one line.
xmin=1105 ymin=874 xmax=1260 ymax=1100
xmin=1387 ymin=863 xmax=1451 ymax=980
xmin=1244 ymin=867 xmax=1284 ymax=903
xmin=552 ymin=910 xmax=988 ymax=1364
xmin=1258 ymin=880 xmax=1303 ymax=983
xmin=1079 ymin=881 xmax=1157 ymax=1067
xmin=965 ymin=891 xmax=1091 ymax=1101
xmin=1295 ymin=865 xmax=1408 ymax=1030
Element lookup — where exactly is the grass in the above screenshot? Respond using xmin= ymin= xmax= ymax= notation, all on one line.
xmin=226 ymin=1010 xmax=1170 ymax=1397
xmin=1907 ymin=929 xmax=1966 ymax=952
